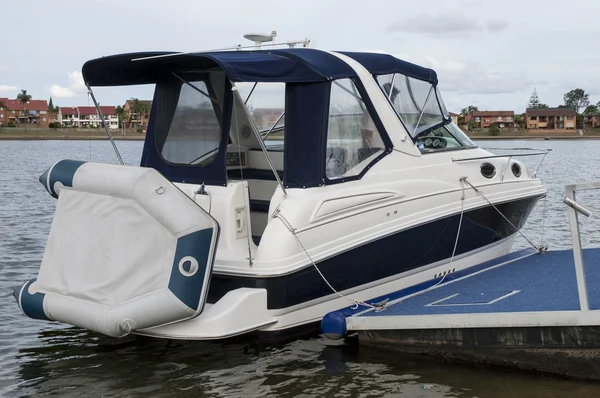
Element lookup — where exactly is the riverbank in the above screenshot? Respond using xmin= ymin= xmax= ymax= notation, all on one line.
xmin=469 ymin=135 xmax=600 ymax=140
xmin=2 ymin=129 xmax=600 ymax=141
xmin=0 ymin=129 xmax=144 ymax=140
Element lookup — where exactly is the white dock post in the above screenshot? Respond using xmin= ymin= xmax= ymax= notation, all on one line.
xmin=564 ymin=183 xmax=595 ymax=311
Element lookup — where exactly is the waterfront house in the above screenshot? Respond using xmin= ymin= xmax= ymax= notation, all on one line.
xmin=58 ymin=106 xmax=119 ymax=129
xmin=526 ymin=107 xmax=576 ymax=130
xmin=0 ymin=98 xmax=54 ymax=128
xmin=583 ymin=113 xmax=600 ymax=129
xmin=464 ymin=110 xmax=515 ymax=129
xmin=449 ymin=112 xmax=459 ymax=125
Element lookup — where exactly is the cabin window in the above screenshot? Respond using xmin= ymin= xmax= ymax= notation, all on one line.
xmin=161 ymin=81 xmax=221 ymax=166
xmin=377 ymin=73 xmax=446 ymax=137
xmin=326 ymin=78 xmax=385 ymax=180
xmin=235 ymin=82 xmax=285 ymax=151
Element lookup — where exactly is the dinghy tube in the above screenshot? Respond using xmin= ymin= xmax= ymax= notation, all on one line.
xmin=15 ymin=159 xmax=220 ymax=338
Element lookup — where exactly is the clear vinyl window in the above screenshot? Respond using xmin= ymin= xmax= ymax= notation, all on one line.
xmin=161 ymin=81 xmax=221 ymax=165
xmin=326 ymin=78 xmax=385 ymax=180
xmin=377 ymin=73 xmax=476 ymax=153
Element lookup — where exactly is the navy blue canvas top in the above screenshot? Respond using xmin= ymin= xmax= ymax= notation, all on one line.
xmin=340 ymin=51 xmax=438 ymax=85
xmin=82 ymin=49 xmax=356 ymax=86
xmin=82 ymin=49 xmax=437 ymax=86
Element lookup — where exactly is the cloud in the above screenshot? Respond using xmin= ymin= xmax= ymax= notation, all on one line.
xmin=362 ymin=50 xmax=532 ymax=98
xmin=385 ymin=7 xmax=508 ymax=35
xmin=486 ymin=18 xmax=509 ymax=32
xmin=0 ymin=85 xmax=18 ymax=92
xmin=49 ymin=71 xmax=87 ymax=98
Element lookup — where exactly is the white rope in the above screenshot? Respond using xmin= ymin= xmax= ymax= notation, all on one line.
xmin=462 ymin=178 xmax=547 ymax=253
xmin=434 ymin=177 xmax=467 ymax=287
xmin=274 ymin=210 xmax=384 ymax=311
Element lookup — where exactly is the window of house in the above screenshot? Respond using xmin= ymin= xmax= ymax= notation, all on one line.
xmin=475 ymin=117 xmax=480 ymax=122
xmin=40 ymin=110 xmax=47 ymax=114
xmin=540 ymin=116 xmax=547 ymax=122
xmin=42 ymin=118 xmax=46 ymax=122
xmin=529 ymin=116 xmax=537 ymax=120
xmin=325 ymin=78 xmax=385 ymax=180
xmin=0 ymin=114 xmax=3 ymax=118
xmin=566 ymin=116 xmax=574 ymax=120
xmin=161 ymin=80 xmax=221 ymax=166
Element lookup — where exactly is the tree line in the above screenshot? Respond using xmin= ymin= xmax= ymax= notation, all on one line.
xmin=459 ymin=88 xmax=600 ymax=130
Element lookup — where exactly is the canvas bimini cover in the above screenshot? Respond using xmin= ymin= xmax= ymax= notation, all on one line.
xmin=14 ymin=160 xmax=219 ymax=337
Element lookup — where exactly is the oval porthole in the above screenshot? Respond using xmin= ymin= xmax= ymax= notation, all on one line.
xmin=240 ymin=125 xmax=251 ymax=139
xmin=480 ymin=162 xmax=496 ymax=179
xmin=511 ymin=162 xmax=522 ymax=178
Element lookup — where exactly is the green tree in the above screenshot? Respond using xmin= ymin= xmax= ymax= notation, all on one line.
xmin=488 ymin=123 xmax=500 ymax=136
xmin=48 ymin=97 xmax=59 ymax=113
xmin=115 ymin=105 xmax=126 ymax=129
xmin=527 ymin=88 xmax=540 ymax=108
xmin=583 ymin=104 xmax=599 ymax=114
xmin=563 ymin=88 xmax=589 ymax=114
xmin=129 ymin=98 xmax=151 ymax=128
xmin=460 ymin=105 xmax=478 ymax=117
xmin=17 ymin=89 xmax=32 ymax=131
xmin=514 ymin=114 xmax=525 ymax=129
xmin=527 ymin=88 xmax=549 ymax=109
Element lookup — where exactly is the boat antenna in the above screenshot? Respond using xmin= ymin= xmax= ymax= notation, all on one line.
xmin=85 ymin=83 xmax=124 ymax=165
xmin=131 ymin=31 xmax=310 ymax=62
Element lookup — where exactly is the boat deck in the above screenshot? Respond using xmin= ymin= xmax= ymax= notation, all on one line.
xmin=346 ymin=247 xmax=600 ymax=331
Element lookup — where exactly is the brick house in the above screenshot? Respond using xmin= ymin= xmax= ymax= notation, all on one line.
xmin=0 ymin=98 xmax=55 ymax=128
xmin=583 ymin=113 xmax=600 ymax=129
xmin=124 ymin=99 xmax=152 ymax=128
xmin=464 ymin=111 xmax=515 ymax=129
xmin=525 ymin=108 xmax=576 ymax=129
xmin=449 ymin=112 xmax=459 ymax=125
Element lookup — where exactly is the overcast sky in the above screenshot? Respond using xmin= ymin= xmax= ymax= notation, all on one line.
xmin=1 ymin=0 xmax=599 ymax=113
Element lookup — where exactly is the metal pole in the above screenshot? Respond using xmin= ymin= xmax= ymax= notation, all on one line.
xmin=232 ymin=86 xmax=287 ymax=196
xmin=86 ymin=83 xmax=124 ymax=165
xmin=564 ymin=186 xmax=589 ymax=311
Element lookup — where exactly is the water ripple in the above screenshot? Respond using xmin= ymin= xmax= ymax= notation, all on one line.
xmin=1 ymin=139 xmax=600 ymax=397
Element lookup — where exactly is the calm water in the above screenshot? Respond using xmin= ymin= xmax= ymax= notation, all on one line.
xmin=1 ymin=139 xmax=600 ymax=397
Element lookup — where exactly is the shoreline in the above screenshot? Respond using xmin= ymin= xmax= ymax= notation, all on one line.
xmin=0 ymin=134 xmax=145 ymax=141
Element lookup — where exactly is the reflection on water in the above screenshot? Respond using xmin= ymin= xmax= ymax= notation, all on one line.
xmin=2 ymin=139 xmax=600 ymax=397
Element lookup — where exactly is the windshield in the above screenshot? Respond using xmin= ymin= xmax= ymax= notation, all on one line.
xmin=414 ymin=121 xmax=477 ymax=153
xmin=376 ymin=73 xmax=476 ymax=152
xmin=377 ymin=73 xmax=447 ymax=136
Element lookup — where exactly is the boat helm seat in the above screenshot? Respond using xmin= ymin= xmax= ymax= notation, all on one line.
xmin=326 ymin=147 xmax=348 ymax=177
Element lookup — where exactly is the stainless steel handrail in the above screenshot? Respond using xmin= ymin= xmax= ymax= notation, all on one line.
xmin=563 ymin=182 xmax=598 ymax=311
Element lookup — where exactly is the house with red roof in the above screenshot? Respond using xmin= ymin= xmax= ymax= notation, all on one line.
xmin=0 ymin=98 xmax=55 ymax=128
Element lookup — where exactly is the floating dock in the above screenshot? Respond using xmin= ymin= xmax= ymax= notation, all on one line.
xmin=322 ymin=182 xmax=600 ymax=380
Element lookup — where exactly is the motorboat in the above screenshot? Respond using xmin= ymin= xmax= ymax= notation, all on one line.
xmin=14 ymin=39 xmax=547 ymax=340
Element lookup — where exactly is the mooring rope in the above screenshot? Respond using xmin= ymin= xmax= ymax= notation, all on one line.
xmin=462 ymin=178 xmax=548 ymax=253
xmin=433 ymin=177 xmax=467 ymax=287
xmin=274 ymin=210 xmax=385 ymax=311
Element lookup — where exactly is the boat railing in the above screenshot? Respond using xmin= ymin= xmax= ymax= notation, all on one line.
xmin=563 ymin=181 xmax=598 ymax=311
xmin=453 ymin=147 xmax=552 ymax=179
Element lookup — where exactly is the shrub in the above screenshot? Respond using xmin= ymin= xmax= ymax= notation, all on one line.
xmin=7 ymin=121 xmax=15 ymax=128
xmin=488 ymin=124 xmax=500 ymax=136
